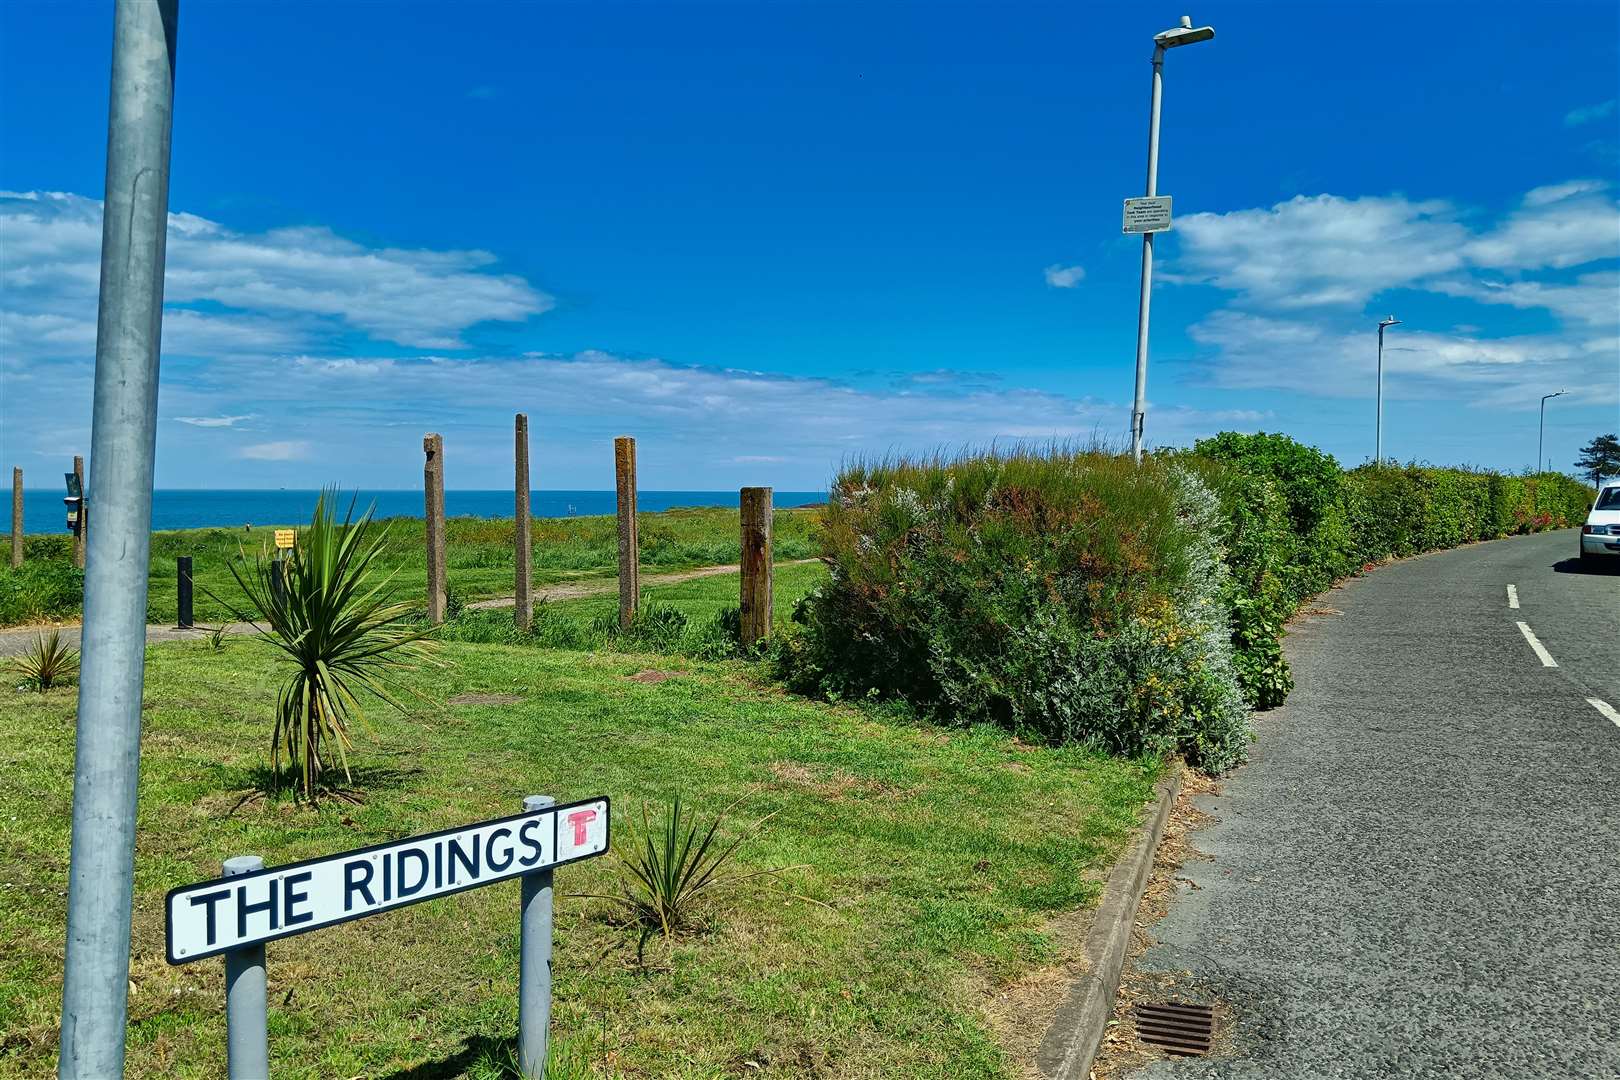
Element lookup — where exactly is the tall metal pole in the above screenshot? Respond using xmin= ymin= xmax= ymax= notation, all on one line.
xmin=1538 ymin=391 xmax=1566 ymax=475
xmin=59 ymin=2 xmax=179 ymax=1076
xmin=1129 ymin=44 xmax=1165 ymax=463
xmin=1376 ymin=322 xmax=1385 ymax=465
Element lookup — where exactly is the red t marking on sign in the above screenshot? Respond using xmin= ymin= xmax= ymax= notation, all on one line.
xmin=566 ymin=809 xmax=598 ymax=846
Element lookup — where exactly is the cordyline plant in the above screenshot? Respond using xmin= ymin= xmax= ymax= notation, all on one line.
xmin=7 ymin=628 xmax=79 ymax=690
xmin=581 ymin=794 xmax=806 ymax=950
xmin=226 ymin=490 xmax=437 ymax=801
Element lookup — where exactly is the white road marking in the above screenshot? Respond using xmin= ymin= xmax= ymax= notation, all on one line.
xmin=1587 ymin=698 xmax=1620 ymax=730
xmin=1506 ymin=584 xmax=1519 ymax=609
xmin=1516 ymin=621 xmax=1558 ymax=667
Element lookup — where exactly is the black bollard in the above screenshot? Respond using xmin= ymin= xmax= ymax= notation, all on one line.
xmin=177 ymin=556 xmax=194 ymax=629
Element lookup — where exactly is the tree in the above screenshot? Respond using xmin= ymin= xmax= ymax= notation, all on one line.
xmin=1575 ymin=434 xmax=1620 ymax=487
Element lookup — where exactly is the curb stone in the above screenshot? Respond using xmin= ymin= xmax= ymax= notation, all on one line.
xmin=1036 ymin=765 xmax=1182 ymax=1079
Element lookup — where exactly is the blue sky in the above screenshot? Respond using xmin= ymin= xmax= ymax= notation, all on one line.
xmin=2 ymin=1 xmax=1617 ymax=490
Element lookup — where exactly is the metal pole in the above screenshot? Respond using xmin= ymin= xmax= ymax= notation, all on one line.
xmin=59 ymin=3 xmax=178 ymax=1076
xmin=1129 ymin=45 xmax=1165 ymax=463
xmin=1376 ymin=323 xmax=1385 ymax=465
xmin=518 ymin=795 xmax=555 ymax=1079
xmin=222 ymin=855 xmax=270 ymax=1080
xmin=176 ymin=555 xmax=193 ymax=629
xmin=1539 ymin=396 xmax=1546 ymax=477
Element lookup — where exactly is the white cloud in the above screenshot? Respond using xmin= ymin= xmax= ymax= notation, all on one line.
xmin=1044 ymin=263 xmax=1086 ymax=288
xmin=0 ymin=191 xmax=552 ymax=363
xmin=176 ymin=414 xmax=253 ymax=428
xmin=239 ymin=440 xmax=312 ymax=461
xmin=1429 ymin=271 xmax=1620 ymax=329
xmin=1461 ymin=180 xmax=1620 ymax=270
xmin=1565 ymin=100 xmax=1616 ymax=128
xmin=1188 ymin=309 xmax=1617 ymax=408
xmin=194 ymin=349 xmax=1258 ymax=469
xmin=1173 ymin=194 xmax=1470 ymax=308
xmin=1171 ymin=180 xmax=1619 ymax=407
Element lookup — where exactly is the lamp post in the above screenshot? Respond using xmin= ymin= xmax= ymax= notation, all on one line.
xmin=1375 ymin=316 xmax=1399 ymax=464
xmin=1538 ymin=390 xmax=1566 ymax=475
xmin=1129 ymin=15 xmax=1215 ymax=463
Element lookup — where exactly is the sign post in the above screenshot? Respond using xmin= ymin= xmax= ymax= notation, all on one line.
xmin=221 ymin=856 xmax=269 ymax=1080
xmin=167 ymin=796 xmax=609 ymax=1079
xmin=519 ymin=795 xmax=555 ymax=1077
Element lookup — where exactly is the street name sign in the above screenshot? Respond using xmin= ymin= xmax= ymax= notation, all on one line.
xmin=273 ymin=529 xmax=295 ymax=549
xmin=1122 ymin=195 xmax=1173 ymax=234
xmin=165 ymin=796 xmax=609 ymax=963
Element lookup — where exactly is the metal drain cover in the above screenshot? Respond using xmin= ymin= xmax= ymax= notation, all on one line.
xmin=1134 ymin=1001 xmax=1214 ymax=1056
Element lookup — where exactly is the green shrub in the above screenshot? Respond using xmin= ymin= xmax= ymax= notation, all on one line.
xmin=0 ymin=559 xmax=84 ymax=625
xmin=779 ymin=449 xmax=1251 ymax=771
xmin=1191 ymin=431 xmax=1354 ymax=600
xmin=1179 ymin=458 xmax=1295 ymax=709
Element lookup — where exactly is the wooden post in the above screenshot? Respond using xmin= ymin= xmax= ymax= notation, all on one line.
xmin=739 ymin=487 xmax=773 ymax=647
xmin=514 ymin=414 xmax=533 ymax=632
xmin=423 ymin=433 xmax=446 ymax=624
xmin=9 ymin=467 xmax=21 ymax=568
xmin=614 ymin=436 xmax=639 ymax=629
xmin=72 ymin=455 xmax=86 ymax=569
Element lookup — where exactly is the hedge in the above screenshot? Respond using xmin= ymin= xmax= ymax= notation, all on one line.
xmin=780 ymin=434 xmax=1594 ymax=774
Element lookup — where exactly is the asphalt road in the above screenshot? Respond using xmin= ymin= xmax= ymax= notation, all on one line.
xmin=1130 ymin=530 xmax=1620 ymax=1080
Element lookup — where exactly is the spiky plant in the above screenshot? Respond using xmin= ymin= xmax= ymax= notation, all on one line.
xmin=8 ymin=628 xmax=79 ymax=690
xmin=227 ymin=490 xmax=437 ymax=800
xmin=204 ymin=623 xmax=230 ymax=651
xmin=584 ymin=794 xmax=799 ymax=944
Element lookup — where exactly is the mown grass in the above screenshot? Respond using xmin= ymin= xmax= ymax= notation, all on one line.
xmin=0 ymin=635 xmax=1157 ymax=1078
xmin=0 ymin=505 xmax=820 ymax=628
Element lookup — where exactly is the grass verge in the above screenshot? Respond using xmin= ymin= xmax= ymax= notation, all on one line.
xmin=0 ymin=505 xmax=821 ymax=628
xmin=0 ymin=636 xmax=1157 ymax=1078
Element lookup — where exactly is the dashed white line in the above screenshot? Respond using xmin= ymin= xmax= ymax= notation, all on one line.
xmin=1588 ymin=698 xmax=1620 ymax=730
xmin=1506 ymin=584 xmax=1519 ymax=609
xmin=1515 ymin=621 xmax=1558 ymax=667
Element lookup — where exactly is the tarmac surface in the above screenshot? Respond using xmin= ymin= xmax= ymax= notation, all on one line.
xmin=1130 ymin=530 xmax=1620 ymax=1080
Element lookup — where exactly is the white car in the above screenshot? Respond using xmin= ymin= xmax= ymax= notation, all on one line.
xmin=1580 ymin=481 xmax=1620 ymax=563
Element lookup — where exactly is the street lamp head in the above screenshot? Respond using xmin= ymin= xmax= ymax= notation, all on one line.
xmin=1155 ymin=19 xmax=1215 ymax=47
xmin=1379 ymin=315 xmax=1400 ymax=328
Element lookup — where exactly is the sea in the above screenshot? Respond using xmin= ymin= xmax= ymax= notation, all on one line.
xmin=18 ymin=489 xmax=827 ymax=534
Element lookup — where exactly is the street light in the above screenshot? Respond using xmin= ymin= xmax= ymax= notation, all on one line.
xmin=1539 ymin=390 xmax=1567 ymax=475
xmin=1129 ymin=15 xmax=1216 ymax=462
xmin=1375 ymin=316 xmax=1399 ymax=464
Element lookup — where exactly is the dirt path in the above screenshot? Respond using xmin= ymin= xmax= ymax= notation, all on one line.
xmin=0 ymin=559 xmax=822 ymax=656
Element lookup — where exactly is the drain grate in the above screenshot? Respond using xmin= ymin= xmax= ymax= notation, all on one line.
xmin=1134 ymin=1001 xmax=1215 ymax=1056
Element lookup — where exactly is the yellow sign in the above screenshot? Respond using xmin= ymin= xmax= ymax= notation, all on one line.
xmin=274 ymin=529 xmax=295 ymax=549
